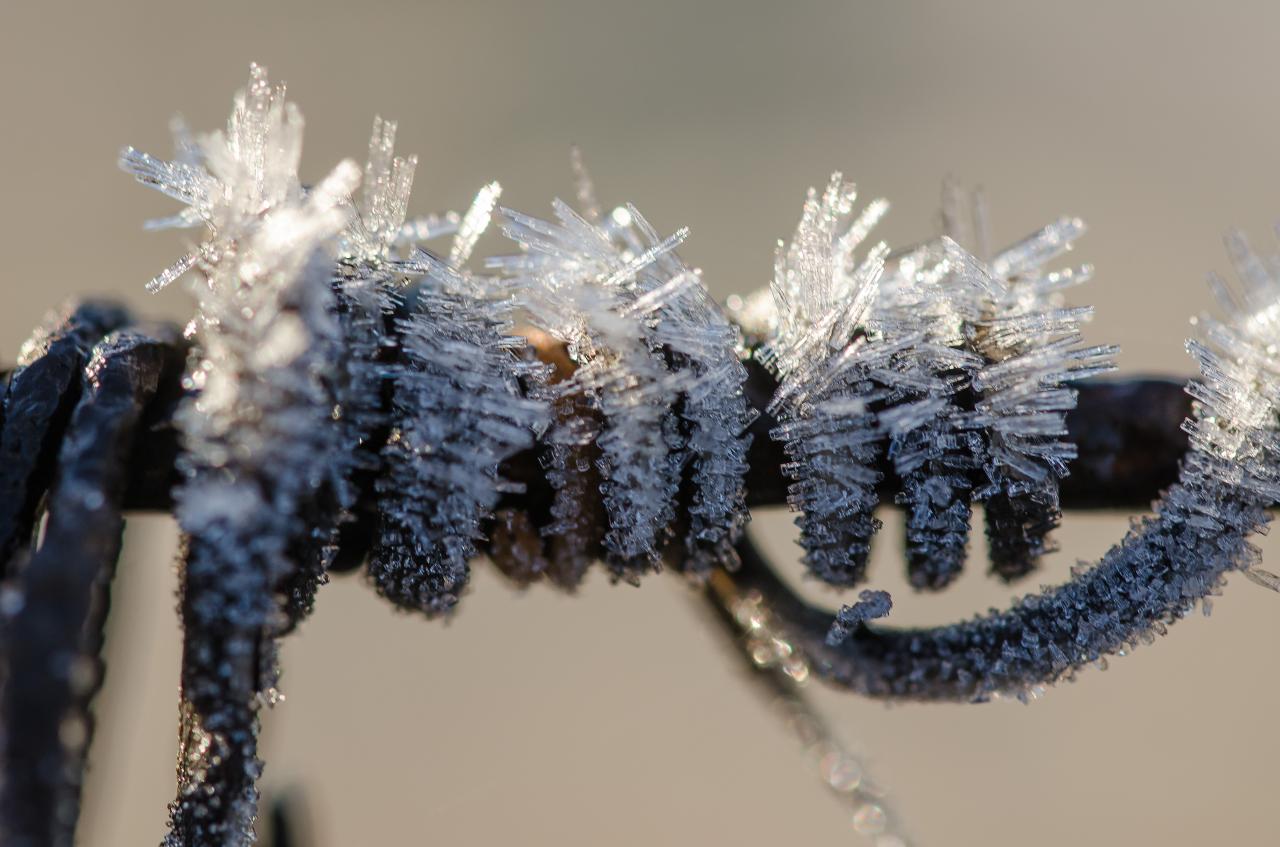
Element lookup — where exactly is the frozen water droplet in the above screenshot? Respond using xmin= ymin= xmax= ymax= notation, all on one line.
xmin=819 ymin=752 xmax=862 ymax=792
xmin=852 ymin=803 xmax=888 ymax=835
xmin=59 ymin=714 xmax=88 ymax=751
xmin=0 ymin=587 xmax=25 ymax=617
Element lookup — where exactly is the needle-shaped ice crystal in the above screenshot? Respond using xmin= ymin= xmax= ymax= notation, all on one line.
xmin=124 ymin=64 xmax=362 ymax=847
xmin=760 ymin=174 xmax=912 ymax=588
xmin=495 ymin=166 xmax=754 ymax=578
xmin=370 ymin=251 xmax=550 ymax=615
xmin=496 ymin=201 xmax=688 ymax=577
xmin=940 ymin=183 xmax=1118 ymax=580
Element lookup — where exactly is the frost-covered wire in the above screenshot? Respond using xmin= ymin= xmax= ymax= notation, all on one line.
xmin=332 ymin=116 xmax=549 ymax=618
xmin=759 ymin=174 xmax=977 ymax=589
xmin=92 ymin=60 xmax=1280 ymax=847
xmin=875 ymin=238 xmax=991 ymax=589
xmin=494 ymin=177 xmax=754 ymax=579
xmin=729 ymin=227 xmax=1280 ymax=702
xmin=495 ymin=203 xmax=686 ymax=579
xmin=369 ymin=248 xmax=549 ymax=615
xmin=936 ymin=183 xmax=1117 ymax=580
xmin=121 ymin=64 xmax=362 ymax=847
xmin=586 ymin=169 xmax=756 ymax=573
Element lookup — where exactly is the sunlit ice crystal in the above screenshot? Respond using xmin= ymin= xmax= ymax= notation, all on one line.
xmin=760 ymin=173 xmax=902 ymax=588
xmin=930 ymin=182 xmax=1118 ymax=580
xmin=500 ymin=215 xmax=686 ymax=576
xmin=344 ymin=115 xmax=417 ymax=263
xmin=873 ymin=238 xmax=992 ymax=590
xmin=596 ymin=186 xmax=756 ymax=573
xmin=371 ymin=250 xmax=550 ymax=615
xmin=494 ymin=170 xmax=755 ymax=577
xmin=762 ymin=180 xmax=994 ymax=593
xmin=882 ymin=224 xmax=1280 ymax=703
xmin=120 ymin=63 xmax=310 ymax=294
xmin=123 ymin=63 xmax=365 ymax=847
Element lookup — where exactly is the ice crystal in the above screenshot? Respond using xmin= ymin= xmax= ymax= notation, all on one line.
xmin=320 ymin=115 xmax=549 ymax=616
xmin=745 ymin=176 xmax=1116 ymax=591
xmin=938 ymin=183 xmax=1117 ymax=579
xmin=826 ymin=589 xmax=893 ymax=646
xmin=760 ymin=174 xmax=922 ymax=587
xmin=122 ymin=65 xmax=362 ymax=847
xmin=496 ymin=203 xmax=686 ymax=577
xmin=876 ymin=239 xmax=991 ymax=589
xmin=494 ymin=173 xmax=754 ymax=578
xmin=594 ymin=179 xmax=756 ymax=573
xmin=818 ymin=229 xmax=1280 ymax=701
xmin=344 ymin=116 xmax=418 ymax=264
xmin=370 ymin=248 xmax=549 ymax=615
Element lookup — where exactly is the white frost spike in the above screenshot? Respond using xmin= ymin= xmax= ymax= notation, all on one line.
xmin=762 ymin=174 xmax=918 ymax=587
xmin=768 ymin=174 xmax=891 ymax=382
xmin=941 ymin=182 xmax=1117 ymax=579
xmin=120 ymin=63 xmax=315 ymax=292
xmin=497 ymin=176 xmax=754 ymax=574
xmin=497 ymin=199 xmax=686 ymax=574
xmin=370 ymin=252 xmax=550 ymax=615
xmin=989 ymin=216 xmax=1088 ymax=282
xmin=125 ymin=64 xmax=361 ymax=847
xmin=146 ymin=252 xmax=199 ymax=293
xmin=346 ymin=116 xmax=418 ymax=262
xmin=450 ymin=181 xmax=502 ymax=266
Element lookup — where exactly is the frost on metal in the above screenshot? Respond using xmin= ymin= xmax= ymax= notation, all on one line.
xmin=121 ymin=65 xmax=360 ymax=847
xmin=370 ymin=247 xmax=550 ymax=616
xmin=876 ymin=238 xmax=991 ymax=589
xmin=322 ymin=116 xmax=549 ymax=617
xmin=493 ymin=171 xmax=754 ymax=579
xmin=938 ymin=182 xmax=1117 ymax=580
xmin=868 ymin=229 xmax=1280 ymax=700
xmin=760 ymin=174 xmax=931 ymax=587
xmin=826 ymin=589 xmax=893 ymax=646
xmin=328 ymin=117 xmax=417 ymax=530
xmin=749 ymin=176 xmax=1115 ymax=592
xmin=596 ymin=176 xmax=756 ymax=573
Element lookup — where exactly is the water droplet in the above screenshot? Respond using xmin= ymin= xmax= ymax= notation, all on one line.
xmin=59 ymin=715 xmax=88 ymax=751
xmin=819 ymin=752 xmax=862 ymax=792
xmin=852 ymin=803 xmax=887 ymax=835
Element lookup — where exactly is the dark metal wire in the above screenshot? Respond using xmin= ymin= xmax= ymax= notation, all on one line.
xmin=0 ymin=325 xmax=184 ymax=847
xmin=0 ymin=302 xmax=132 ymax=577
xmin=0 ymin=301 xmax=1207 ymax=845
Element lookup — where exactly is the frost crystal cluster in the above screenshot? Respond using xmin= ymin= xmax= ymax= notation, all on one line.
xmin=88 ymin=60 xmax=1280 ymax=847
xmin=748 ymin=176 xmax=1117 ymax=593
xmin=122 ymin=65 xmax=360 ymax=846
xmin=937 ymin=183 xmax=1117 ymax=580
xmin=370 ymin=249 xmax=549 ymax=615
xmin=120 ymin=66 xmax=549 ymax=846
xmin=827 ymin=234 xmax=1280 ymax=699
xmin=492 ymin=167 xmax=754 ymax=579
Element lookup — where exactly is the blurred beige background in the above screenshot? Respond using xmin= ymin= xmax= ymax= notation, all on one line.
xmin=4 ymin=1 xmax=1280 ymax=845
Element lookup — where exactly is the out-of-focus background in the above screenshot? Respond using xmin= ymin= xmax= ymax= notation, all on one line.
xmin=3 ymin=1 xmax=1280 ymax=844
